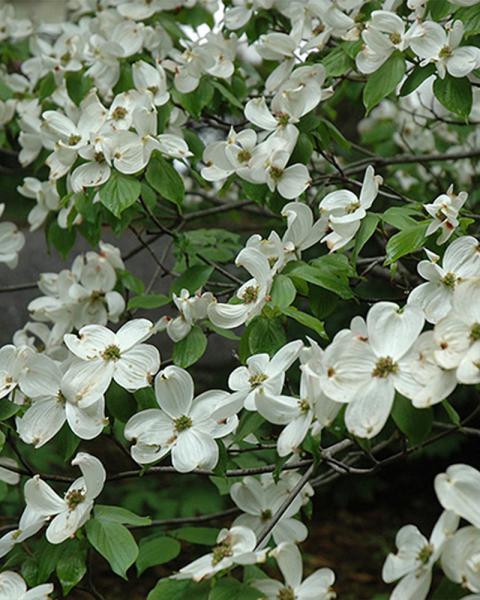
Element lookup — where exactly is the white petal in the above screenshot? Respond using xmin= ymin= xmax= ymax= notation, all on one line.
xmin=345 ymin=377 xmax=395 ymax=439
xmin=154 ymin=365 xmax=194 ymax=418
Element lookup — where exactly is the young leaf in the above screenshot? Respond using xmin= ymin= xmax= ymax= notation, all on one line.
xmin=94 ymin=505 xmax=152 ymax=527
xmin=146 ymin=154 xmax=185 ymax=207
xmin=172 ymin=326 xmax=208 ymax=368
xmin=392 ymin=395 xmax=433 ymax=445
xmin=99 ymin=172 xmax=141 ymax=218
xmin=248 ymin=317 xmax=287 ymax=356
xmin=363 ymin=52 xmax=406 ymax=113
xmin=282 ymin=306 xmax=327 ymax=339
xmin=385 ymin=223 xmax=428 ymax=264
xmin=400 ymin=64 xmax=436 ymax=97
xmin=136 ymin=536 xmax=181 ymax=575
xmin=127 ymin=294 xmax=171 ymax=310
xmin=433 ymin=74 xmax=472 ymax=119
xmin=170 ymin=265 xmax=213 ymax=295
xmin=270 ymin=274 xmax=297 ymax=310
xmin=86 ymin=519 xmax=138 ymax=579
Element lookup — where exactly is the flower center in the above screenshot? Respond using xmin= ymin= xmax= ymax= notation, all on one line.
xmin=261 ymin=509 xmax=272 ymax=521
xmin=276 ymin=113 xmax=290 ymax=126
xmin=346 ymin=201 xmax=360 ymax=214
xmin=95 ymin=151 xmax=106 ymax=163
xmin=439 ymin=45 xmax=452 ymax=59
xmin=242 ymin=285 xmax=259 ymax=304
xmin=389 ymin=32 xmax=401 ymax=45
xmin=60 ymin=51 xmax=71 ymax=66
xmin=277 ymin=586 xmax=296 ymax=600
xmin=249 ymin=372 xmax=268 ymax=388
xmin=417 ymin=543 xmax=434 ymax=564
xmin=470 ymin=323 xmax=480 ymax=342
xmin=237 ymin=149 xmax=251 ymax=163
xmin=65 ymin=488 xmax=86 ymax=510
xmin=297 ymin=398 xmax=310 ymax=413
xmin=112 ymin=106 xmax=128 ymax=120
xmin=68 ymin=134 xmax=81 ymax=146
xmin=174 ymin=415 xmax=192 ymax=432
xmin=442 ymin=272 xmax=456 ymax=289
xmin=372 ymin=356 xmax=398 ymax=378
xmin=269 ymin=166 xmax=284 ymax=181
xmin=211 ymin=538 xmax=233 ymax=565
xmin=102 ymin=344 xmax=121 ymax=361
xmin=56 ymin=390 xmax=66 ymax=405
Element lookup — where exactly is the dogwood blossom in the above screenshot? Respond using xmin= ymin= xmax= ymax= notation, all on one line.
xmin=425 ymin=186 xmax=468 ymax=244
xmin=0 ymin=204 xmax=25 ymax=268
xmin=383 ymin=511 xmax=459 ymax=600
xmin=253 ymin=543 xmax=336 ymax=600
xmin=24 ymin=452 xmax=105 ymax=544
xmin=125 ymin=366 xmax=239 ymax=471
xmin=64 ymin=319 xmax=159 ymax=393
xmin=174 ymin=526 xmax=267 ymax=581
xmin=0 ymin=571 xmax=53 ymax=600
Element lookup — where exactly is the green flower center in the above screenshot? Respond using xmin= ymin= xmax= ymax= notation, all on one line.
xmin=389 ymin=32 xmax=401 ymax=45
xmin=237 ymin=149 xmax=251 ymax=163
xmin=277 ymin=586 xmax=296 ymax=600
xmin=442 ymin=272 xmax=457 ymax=289
xmin=60 ymin=51 xmax=71 ymax=66
xmin=417 ymin=543 xmax=434 ymax=564
xmin=470 ymin=323 xmax=480 ymax=342
xmin=242 ymin=285 xmax=259 ymax=304
xmin=261 ymin=509 xmax=272 ymax=521
xmin=346 ymin=201 xmax=360 ymax=214
xmin=249 ymin=373 xmax=268 ymax=388
xmin=56 ymin=391 xmax=66 ymax=405
xmin=297 ymin=398 xmax=310 ymax=413
xmin=68 ymin=134 xmax=81 ymax=146
xmin=439 ymin=45 xmax=452 ymax=59
xmin=174 ymin=415 xmax=192 ymax=432
xmin=112 ymin=106 xmax=128 ymax=120
xmin=269 ymin=166 xmax=284 ymax=181
xmin=65 ymin=489 xmax=86 ymax=511
xmin=276 ymin=113 xmax=290 ymax=126
xmin=95 ymin=151 xmax=106 ymax=163
xmin=212 ymin=539 xmax=233 ymax=565
xmin=102 ymin=344 xmax=121 ymax=361
xmin=372 ymin=356 xmax=399 ymax=378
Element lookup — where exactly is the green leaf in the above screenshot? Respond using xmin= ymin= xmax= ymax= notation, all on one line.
xmin=433 ymin=74 xmax=472 ymax=119
xmin=170 ymin=265 xmax=213 ymax=295
xmin=248 ymin=317 xmax=287 ymax=356
xmin=442 ymin=400 xmax=461 ymax=426
xmin=287 ymin=255 xmax=354 ymax=299
xmin=363 ymin=52 xmax=406 ymax=113
xmin=37 ymin=72 xmax=56 ymax=101
xmin=270 ymin=275 xmax=296 ymax=310
xmin=56 ymin=540 xmax=87 ymax=595
xmin=233 ymin=412 xmax=265 ymax=443
xmin=209 ymin=577 xmax=260 ymax=600
xmin=86 ymin=519 xmax=138 ymax=579
xmin=173 ymin=326 xmax=208 ymax=368
xmin=171 ymin=527 xmax=219 ymax=545
xmin=118 ymin=269 xmax=145 ymax=294
xmin=106 ymin=381 xmax=137 ymax=422
xmin=65 ymin=71 xmax=93 ymax=106
xmin=322 ymin=45 xmax=353 ymax=77
xmin=353 ymin=213 xmax=380 ymax=260
xmin=136 ymin=536 xmax=181 ymax=575
xmin=0 ymin=400 xmax=21 ymax=420
xmin=431 ymin=577 xmax=465 ymax=599
xmin=128 ymin=294 xmax=170 ymax=310
xmin=392 ymin=396 xmax=433 ymax=445
xmin=382 ymin=206 xmax=419 ymax=230
xmin=400 ymin=64 xmax=436 ymax=97
xmin=47 ymin=221 xmax=76 ymax=259
xmin=385 ymin=223 xmax=428 ymax=264
xmin=99 ymin=172 xmax=141 ymax=218
xmin=183 ymin=129 xmax=205 ymax=161
xmin=148 ymin=579 xmax=210 ymax=600
xmin=290 ymin=132 xmax=314 ymax=165
xmin=211 ymin=80 xmax=244 ymax=110
xmin=95 ymin=505 xmax=151 ymax=527
xmin=172 ymin=79 xmax=214 ymax=118
xmin=146 ymin=154 xmax=185 ymax=207
xmin=457 ymin=5 xmax=480 ymax=37
xmin=428 ymin=0 xmax=454 ymax=20
xmin=282 ymin=306 xmax=327 ymax=339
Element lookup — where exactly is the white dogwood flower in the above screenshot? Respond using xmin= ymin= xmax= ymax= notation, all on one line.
xmin=228 ymin=340 xmax=303 ymax=410
xmin=125 ymin=366 xmax=238 ymax=471
xmin=253 ymin=543 xmax=336 ymax=600
xmin=174 ymin=526 xmax=267 ymax=581
xmin=408 ymin=237 xmax=480 ymax=323
xmin=425 ymin=185 xmax=468 ymax=244
xmin=0 ymin=204 xmax=25 ymax=269
xmin=383 ymin=510 xmax=459 ymax=600
xmin=64 ymin=319 xmax=159 ymax=393
xmin=24 ymin=452 xmax=105 ymax=544
xmin=0 ymin=571 xmax=53 ymax=600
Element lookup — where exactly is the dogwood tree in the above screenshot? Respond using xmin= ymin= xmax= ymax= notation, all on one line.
xmin=0 ymin=0 xmax=480 ymax=597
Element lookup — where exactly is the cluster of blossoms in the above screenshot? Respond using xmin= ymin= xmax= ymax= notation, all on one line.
xmin=1 ymin=0 xmax=480 ymax=596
